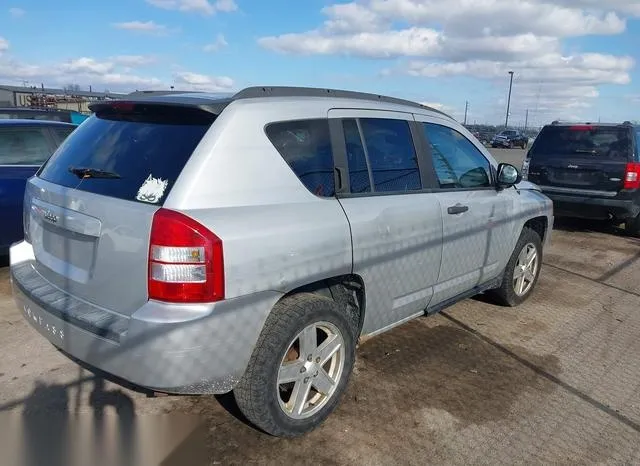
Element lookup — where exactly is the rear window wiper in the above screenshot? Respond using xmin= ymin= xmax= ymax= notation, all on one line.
xmin=573 ymin=149 xmax=598 ymax=155
xmin=68 ymin=166 xmax=121 ymax=179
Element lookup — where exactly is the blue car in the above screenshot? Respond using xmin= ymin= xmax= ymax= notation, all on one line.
xmin=0 ymin=119 xmax=76 ymax=255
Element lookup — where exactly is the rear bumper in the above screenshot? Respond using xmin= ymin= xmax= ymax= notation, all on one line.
xmin=543 ymin=192 xmax=640 ymax=220
xmin=10 ymin=241 xmax=280 ymax=395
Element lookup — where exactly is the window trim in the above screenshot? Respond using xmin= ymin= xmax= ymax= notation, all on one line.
xmin=418 ymin=120 xmax=497 ymax=192
xmin=0 ymin=125 xmax=58 ymax=167
xmin=335 ymin=116 xmax=433 ymax=198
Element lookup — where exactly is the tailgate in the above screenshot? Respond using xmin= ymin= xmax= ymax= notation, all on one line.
xmin=532 ymin=158 xmax=626 ymax=193
xmin=24 ymin=102 xmax=217 ymax=316
xmin=528 ymin=124 xmax=633 ymax=194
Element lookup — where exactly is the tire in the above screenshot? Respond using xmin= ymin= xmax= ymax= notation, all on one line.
xmin=234 ymin=293 xmax=356 ymax=437
xmin=625 ymin=214 xmax=640 ymax=237
xmin=489 ymin=227 xmax=543 ymax=307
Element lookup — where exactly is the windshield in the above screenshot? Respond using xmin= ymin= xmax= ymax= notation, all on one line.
xmin=529 ymin=125 xmax=632 ymax=160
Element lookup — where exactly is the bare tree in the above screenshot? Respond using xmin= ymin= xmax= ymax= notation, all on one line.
xmin=63 ymin=83 xmax=82 ymax=93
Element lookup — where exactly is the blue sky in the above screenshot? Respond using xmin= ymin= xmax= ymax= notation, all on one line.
xmin=0 ymin=0 xmax=639 ymax=125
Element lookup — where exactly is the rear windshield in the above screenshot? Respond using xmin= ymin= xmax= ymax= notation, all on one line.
xmin=38 ymin=104 xmax=215 ymax=205
xmin=530 ymin=125 xmax=632 ymax=160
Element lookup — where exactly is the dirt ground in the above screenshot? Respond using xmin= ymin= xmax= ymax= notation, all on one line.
xmin=2 ymin=149 xmax=640 ymax=465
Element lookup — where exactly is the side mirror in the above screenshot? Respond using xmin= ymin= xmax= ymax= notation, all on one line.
xmin=496 ymin=163 xmax=522 ymax=189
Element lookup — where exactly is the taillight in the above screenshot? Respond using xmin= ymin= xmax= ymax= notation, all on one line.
xmin=624 ymin=163 xmax=640 ymax=190
xmin=148 ymin=208 xmax=224 ymax=303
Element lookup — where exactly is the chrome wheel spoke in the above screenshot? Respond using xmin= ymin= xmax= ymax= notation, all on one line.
xmin=517 ymin=275 xmax=526 ymax=295
xmin=316 ymin=334 xmax=341 ymax=365
xmin=312 ymin=368 xmax=335 ymax=395
xmin=290 ymin=380 xmax=312 ymax=416
xmin=524 ymin=268 xmax=535 ymax=282
xmin=299 ymin=325 xmax=317 ymax=357
xmin=278 ymin=361 xmax=304 ymax=385
xmin=525 ymin=249 xmax=537 ymax=268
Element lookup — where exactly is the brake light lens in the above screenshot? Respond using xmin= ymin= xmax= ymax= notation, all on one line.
xmin=624 ymin=163 xmax=640 ymax=190
xmin=569 ymin=125 xmax=594 ymax=131
xmin=148 ymin=208 xmax=224 ymax=303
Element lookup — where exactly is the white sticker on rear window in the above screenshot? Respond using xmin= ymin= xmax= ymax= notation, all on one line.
xmin=136 ymin=174 xmax=168 ymax=204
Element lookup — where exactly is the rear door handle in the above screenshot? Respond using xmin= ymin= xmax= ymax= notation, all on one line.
xmin=447 ymin=204 xmax=469 ymax=215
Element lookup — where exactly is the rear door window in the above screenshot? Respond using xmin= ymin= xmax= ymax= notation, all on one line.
xmin=38 ymin=104 xmax=215 ymax=205
xmin=0 ymin=127 xmax=53 ymax=165
xmin=359 ymin=118 xmax=421 ymax=192
xmin=266 ymin=119 xmax=335 ymax=197
xmin=530 ymin=125 xmax=632 ymax=160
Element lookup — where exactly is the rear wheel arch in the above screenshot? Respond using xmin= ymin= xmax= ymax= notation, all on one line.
xmin=280 ymin=275 xmax=366 ymax=338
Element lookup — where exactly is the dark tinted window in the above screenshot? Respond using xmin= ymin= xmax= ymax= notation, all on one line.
xmin=423 ymin=123 xmax=491 ymax=189
xmin=51 ymin=126 xmax=75 ymax=142
xmin=359 ymin=118 xmax=420 ymax=192
xmin=530 ymin=125 xmax=632 ymax=160
xmin=266 ymin=119 xmax=335 ymax=197
xmin=39 ymin=105 xmax=215 ymax=205
xmin=343 ymin=119 xmax=371 ymax=193
xmin=0 ymin=127 xmax=52 ymax=165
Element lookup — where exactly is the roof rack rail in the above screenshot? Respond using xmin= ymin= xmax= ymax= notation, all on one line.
xmin=127 ymin=90 xmax=205 ymax=96
xmin=231 ymin=86 xmax=452 ymax=118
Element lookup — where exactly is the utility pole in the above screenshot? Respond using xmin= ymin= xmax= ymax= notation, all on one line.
xmin=463 ymin=100 xmax=469 ymax=125
xmin=524 ymin=109 xmax=529 ymax=132
xmin=505 ymin=70 xmax=514 ymax=128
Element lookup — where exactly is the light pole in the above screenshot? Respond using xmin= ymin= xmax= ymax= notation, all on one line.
xmin=505 ymin=71 xmax=514 ymax=128
xmin=463 ymin=100 xmax=469 ymax=125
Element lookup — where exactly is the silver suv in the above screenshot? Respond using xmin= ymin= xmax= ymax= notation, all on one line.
xmin=10 ymin=86 xmax=553 ymax=437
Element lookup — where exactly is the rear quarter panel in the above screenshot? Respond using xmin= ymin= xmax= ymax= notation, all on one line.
xmin=165 ymin=99 xmax=353 ymax=301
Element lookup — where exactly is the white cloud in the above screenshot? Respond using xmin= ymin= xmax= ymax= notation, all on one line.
xmin=0 ymin=37 xmax=8 ymax=53
xmin=112 ymin=20 xmax=168 ymax=34
xmin=203 ymin=34 xmax=228 ymax=52
xmin=60 ymin=57 xmax=115 ymax=75
xmin=146 ymin=0 xmax=237 ymax=15
xmin=9 ymin=7 xmax=25 ymax=18
xmin=259 ymin=0 xmax=639 ymax=123
xmin=111 ymin=55 xmax=157 ymax=66
xmin=260 ymin=28 xmax=442 ymax=58
xmin=173 ymin=71 xmax=234 ymax=91
xmin=0 ymin=55 xmax=165 ymax=92
xmin=405 ymin=53 xmax=634 ymax=86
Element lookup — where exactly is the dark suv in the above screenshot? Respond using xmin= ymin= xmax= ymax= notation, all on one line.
xmin=491 ymin=129 xmax=528 ymax=149
xmin=523 ymin=121 xmax=640 ymax=234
